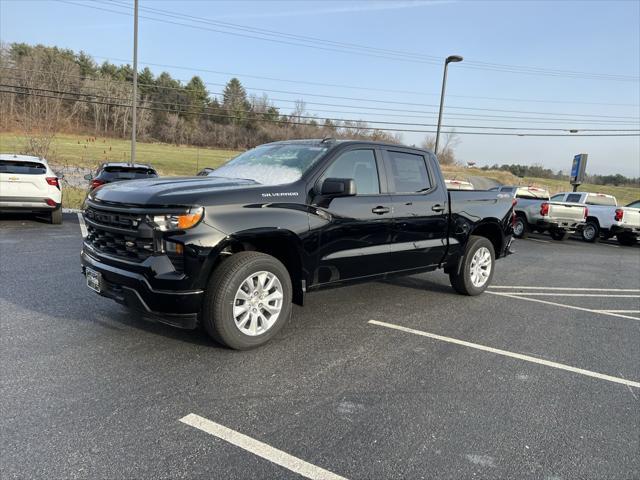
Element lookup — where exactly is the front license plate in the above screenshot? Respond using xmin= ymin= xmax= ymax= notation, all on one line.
xmin=86 ymin=267 xmax=102 ymax=293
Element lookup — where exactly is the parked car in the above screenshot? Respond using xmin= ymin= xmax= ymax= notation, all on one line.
xmin=552 ymin=192 xmax=640 ymax=246
xmin=0 ymin=154 xmax=63 ymax=224
xmin=84 ymin=162 xmax=158 ymax=191
xmin=445 ymin=179 xmax=474 ymax=190
xmin=490 ymin=185 xmax=587 ymax=240
xmin=81 ymin=139 xmax=514 ymax=349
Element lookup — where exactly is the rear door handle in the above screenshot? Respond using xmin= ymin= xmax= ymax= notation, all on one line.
xmin=372 ymin=206 xmax=391 ymax=215
xmin=431 ymin=204 xmax=445 ymax=212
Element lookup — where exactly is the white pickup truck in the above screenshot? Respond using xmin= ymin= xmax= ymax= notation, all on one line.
xmin=552 ymin=192 xmax=640 ymax=246
xmin=490 ymin=186 xmax=587 ymax=241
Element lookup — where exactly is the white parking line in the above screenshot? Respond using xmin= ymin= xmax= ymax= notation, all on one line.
xmin=489 ymin=286 xmax=640 ymax=292
xmin=179 ymin=414 xmax=348 ymax=480
xmin=501 ymin=293 xmax=640 ymax=298
xmin=368 ymin=320 xmax=640 ymax=389
xmin=487 ymin=291 xmax=640 ymax=321
xmin=595 ymin=310 xmax=640 ymax=314
xmin=77 ymin=212 xmax=88 ymax=238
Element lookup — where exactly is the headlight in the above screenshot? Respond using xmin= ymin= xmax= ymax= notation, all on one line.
xmin=151 ymin=206 xmax=204 ymax=231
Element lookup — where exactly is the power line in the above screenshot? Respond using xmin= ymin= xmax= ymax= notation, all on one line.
xmin=2 ymin=81 xmax=640 ymax=132
xmin=60 ymin=0 xmax=640 ymax=83
xmin=2 ymin=71 xmax=638 ymax=128
xmin=2 ymin=86 xmax=638 ymax=137
xmin=4 ymin=65 xmax=638 ymax=122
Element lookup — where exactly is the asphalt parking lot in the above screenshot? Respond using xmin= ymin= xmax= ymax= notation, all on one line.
xmin=1 ymin=213 xmax=638 ymax=480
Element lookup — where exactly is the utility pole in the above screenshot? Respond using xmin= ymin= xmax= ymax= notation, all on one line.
xmin=435 ymin=55 xmax=463 ymax=156
xmin=130 ymin=0 xmax=139 ymax=166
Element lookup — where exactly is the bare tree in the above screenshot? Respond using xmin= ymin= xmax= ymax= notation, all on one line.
xmin=422 ymin=131 xmax=460 ymax=165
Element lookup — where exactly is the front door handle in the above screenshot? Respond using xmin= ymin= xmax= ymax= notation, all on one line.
xmin=431 ymin=204 xmax=445 ymax=213
xmin=372 ymin=206 xmax=391 ymax=215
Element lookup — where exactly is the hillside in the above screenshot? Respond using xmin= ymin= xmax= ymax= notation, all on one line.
xmin=1 ymin=132 xmax=637 ymax=208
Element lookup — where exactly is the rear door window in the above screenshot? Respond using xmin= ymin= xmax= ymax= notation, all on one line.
xmin=384 ymin=151 xmax=431 ymax=193
xmin=0 ymin=161 xmax=47 ymax=175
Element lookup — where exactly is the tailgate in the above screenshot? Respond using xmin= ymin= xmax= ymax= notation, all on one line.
xmin=548 ymin=202 xmax=586 ymax=222
xmin=0 ymin=172 xmax=48 ymax=198
xmin=620 ymin=208 xmax=640 ymax=228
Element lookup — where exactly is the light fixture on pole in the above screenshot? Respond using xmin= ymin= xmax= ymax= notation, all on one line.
xmin=435 ymin=55 xmax=463 ymax=156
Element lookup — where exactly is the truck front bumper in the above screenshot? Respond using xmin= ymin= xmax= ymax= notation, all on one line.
xmin=81 ymin=248 xmax=202 ymax=329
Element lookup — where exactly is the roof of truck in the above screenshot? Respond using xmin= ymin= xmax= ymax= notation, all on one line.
xmin=264 ymin=138 xmax=431 ymax=153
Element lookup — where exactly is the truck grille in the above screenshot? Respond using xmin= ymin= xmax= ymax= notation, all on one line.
xmin=84 ymin=207 xmax=142 ymax=231
xmin=84 ymin=207 xmax=154 ymax=262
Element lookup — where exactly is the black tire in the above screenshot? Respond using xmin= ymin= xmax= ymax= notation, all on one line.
xmin=549 ymin=229 xmax=568 ymax=241
xmin=617 ymin=233 xmax=637 ymax=246
xmin=201 ymin=251 xmax=292 ymax=350
xmin=50 ymin=206 xmax=63 ymax=225
xmin=512 ymin=215 xmax=529 ymax=239
xmin=582 ymin=220 xmax=599 ymax=243
xmin=449 ymin=235 xmax=495 ymax=296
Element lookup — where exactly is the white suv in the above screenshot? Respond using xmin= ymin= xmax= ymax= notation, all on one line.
xmin=0 ymin=154 xmax=63 ymax=224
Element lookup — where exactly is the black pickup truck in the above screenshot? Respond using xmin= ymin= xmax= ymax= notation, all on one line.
xmin=81 ymin=139 xmax=514 ymax=349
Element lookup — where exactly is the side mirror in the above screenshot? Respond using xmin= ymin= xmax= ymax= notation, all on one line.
xmin=320 ymin=178 xmax=357 ymax=197
xmin=83 ymin=173 xmax=93 ymax=181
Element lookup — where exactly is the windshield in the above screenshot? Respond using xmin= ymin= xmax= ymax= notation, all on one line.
xmin=209 ymin=143 xmax=329 ymax=185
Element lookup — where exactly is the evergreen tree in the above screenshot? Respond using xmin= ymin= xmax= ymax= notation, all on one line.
xmin=222 ymin=78 xmax=250 ymax=125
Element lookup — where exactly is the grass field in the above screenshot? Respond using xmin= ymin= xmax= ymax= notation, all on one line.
xmin=1 ymin=132 xmax=637 ymax=208
xmin=0 ymin=132 xmax=238 ymax=176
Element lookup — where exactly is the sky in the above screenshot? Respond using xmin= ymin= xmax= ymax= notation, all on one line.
xmin=1 ymin=0 xmax=639 ymax=176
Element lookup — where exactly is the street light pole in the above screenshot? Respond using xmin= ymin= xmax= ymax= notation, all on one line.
xmin=435 ymin=55 xmax=463 ymax=156
xmin=130 ymin=0 xmax=139 ymax=166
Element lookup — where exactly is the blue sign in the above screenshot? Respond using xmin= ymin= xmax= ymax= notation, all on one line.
xmin=571 ymin=154 xmax=581 ymax=177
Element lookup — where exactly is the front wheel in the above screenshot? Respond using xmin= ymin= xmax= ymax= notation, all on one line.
xmin=201 ymin=251 xmax=292 ymax=350
xmin=449 ymin=235 xmax=495 ymax=296
xmin=549 ymin=229 xmax=569 ymax=241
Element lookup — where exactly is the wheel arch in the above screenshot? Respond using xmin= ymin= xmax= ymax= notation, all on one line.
xmin=211 ymin=229 xmax=306 ymax=306
xmin=470 ymin=220 xmax=504 ymax=258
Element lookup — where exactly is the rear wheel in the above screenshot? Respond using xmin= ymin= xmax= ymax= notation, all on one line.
xmin=617 ymin=233 xmax=637 ymax=246
xmin=549 ymin=229 xmax=568 ymax=241
xmin=201 ymin=251 xmax=292 ymax=350
xmin=449 ymin=235 xmax=495 ymax=296
xmin=512 ymin=215 xmax=529 ymax=239
xmin=582 ymin=221 xmax=599 ymax=242
xmin=49 ymin=206 xmax=62 ymax=225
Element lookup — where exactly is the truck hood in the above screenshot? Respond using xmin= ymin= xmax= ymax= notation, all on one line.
xmin=90 ymin=176 xmax=263 ymax=207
